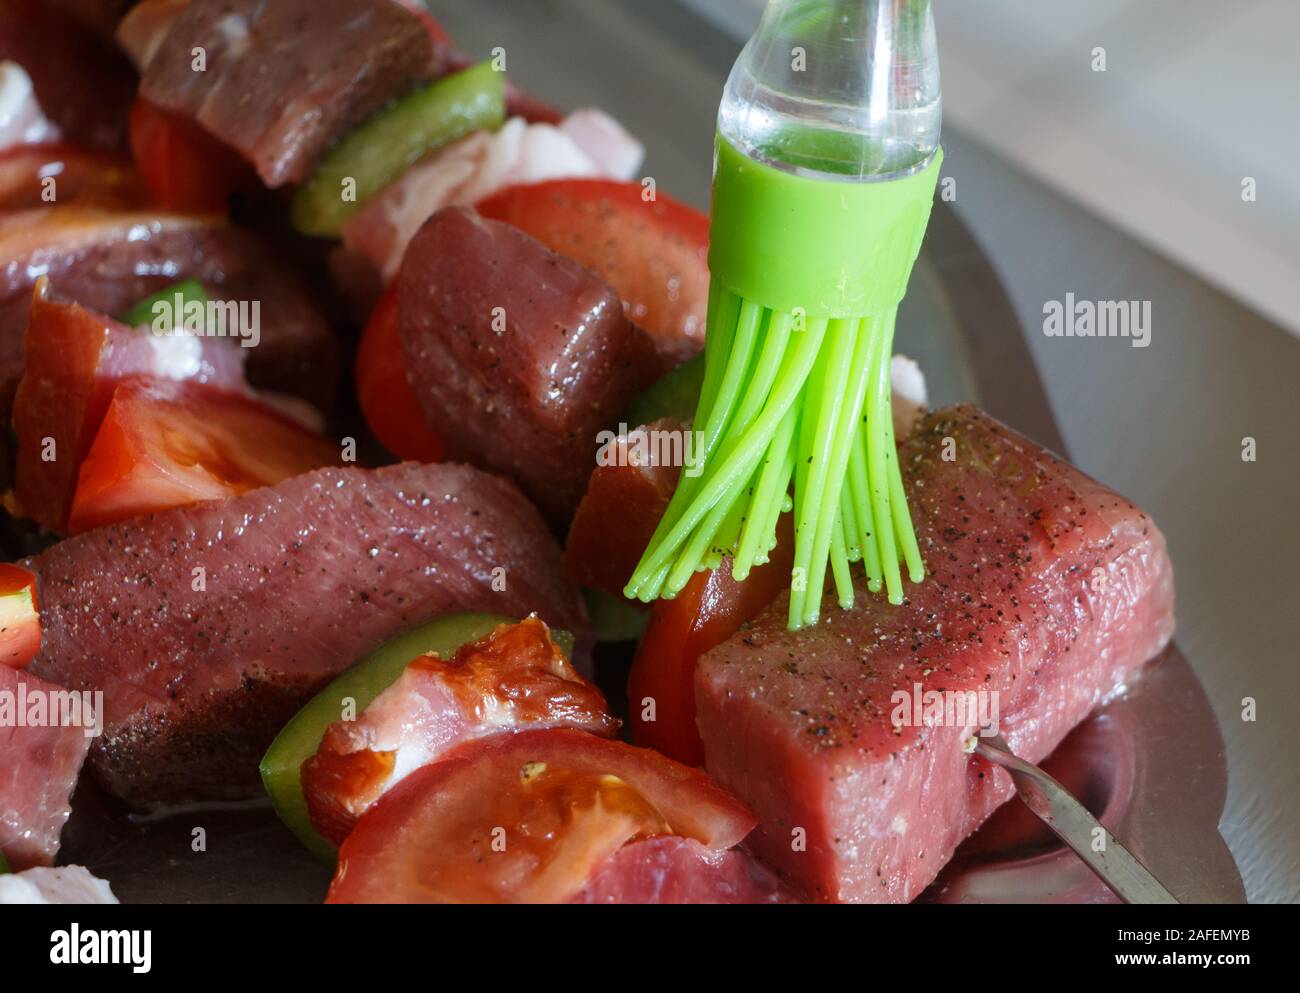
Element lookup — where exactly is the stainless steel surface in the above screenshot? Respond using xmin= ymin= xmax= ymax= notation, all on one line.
xmin=53 ymin=0 xmax=1248 ymax=904
xmin=974 ymin=734 xmax=1178 ymax=904
xmin=923 ymin=643 xmax=1242 ymax=905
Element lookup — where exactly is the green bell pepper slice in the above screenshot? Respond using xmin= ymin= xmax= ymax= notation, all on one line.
xmin=291 ymin=60 xmax=507 ymax=238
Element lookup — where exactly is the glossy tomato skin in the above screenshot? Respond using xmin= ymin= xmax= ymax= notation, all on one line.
xmin=12 ymin=287 xmax=132 ymax=531
xmin=354 ymin=284 xmax=445 ymax=462
xmin=0 ymin=564 xmax=41 ymax=670
xmin=327 ymin=728 xmax=755 ymax=904
xmin=67 ymin=380 xmax=341 ymax=533
xmin=475 ymin=179 xmax=710 ymax=365
xmin=627 ymin=518 xmax=795 ymax=767
xmin=128 ymin=98 xmax=254 ymax=212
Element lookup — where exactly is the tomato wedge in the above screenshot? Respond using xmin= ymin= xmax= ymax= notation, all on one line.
xmin=627 ymin=518 xmax=795 ymax=767
xmin=354 ymin=283 xmax=444 ymax=462
xmin=67 ymin=380 xmax=340 ymax=533
xmin=128 ymin=98 xmax=255 ymax=212
xmin=327 ymin=728 xmax=754 ymax=903
xmin=12 ymin=287 xmax=135 ymax=531
xmin=0 ymin=144 xmax=147 ymax=211
xmin=475 ymin=179 xmax=709 ymax=364
xmin=0 ymin=565 xmax=41 ymax=671
xmin=11 ymin=281 xmax=248 ymax=532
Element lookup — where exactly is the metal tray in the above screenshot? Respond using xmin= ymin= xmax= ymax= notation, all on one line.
xmin=57 ymin=0 xmax=1244 ymax=903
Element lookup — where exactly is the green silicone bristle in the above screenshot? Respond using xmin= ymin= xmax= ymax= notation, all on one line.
xmin=624 ymin=140 xmax=942 ymax=629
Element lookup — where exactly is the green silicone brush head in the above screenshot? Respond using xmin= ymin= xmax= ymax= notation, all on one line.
xmin=625 ymin=0 xmax=942 ymax=629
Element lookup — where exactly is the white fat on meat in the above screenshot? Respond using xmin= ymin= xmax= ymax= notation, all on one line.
xmin=0 ymin=866 xmax=119 ymax=905
xmin=345 ymin=109 xmax=646 ymax=282
xmin=147 ymin=331 xmax=206 ymax=380
xmin=0 ymin=62 xmax=60 ymax=151
xmin=560 ymin=109 xmax=647 ymax=180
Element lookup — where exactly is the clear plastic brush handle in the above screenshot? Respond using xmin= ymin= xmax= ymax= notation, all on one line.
xmin=718 ymin=0 xmax=941 ymax=182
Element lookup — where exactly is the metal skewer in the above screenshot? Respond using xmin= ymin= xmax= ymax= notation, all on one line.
xmin=973 ymin=733 xmax=1179 ymax=904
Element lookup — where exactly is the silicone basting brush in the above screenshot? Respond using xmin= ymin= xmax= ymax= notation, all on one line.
xmin=625 ymin=0 xmax=943 ymax=629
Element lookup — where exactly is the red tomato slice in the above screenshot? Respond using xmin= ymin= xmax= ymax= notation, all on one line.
xmin=0 ymin=144 xmax=147 ymax=211
xmin=12 ymin=285 xmax=135 ymax=532
xmin=627 ymin=517 xmax=795 ymax=767
xmin=0 ymin=564 xmax=41 ymax=671
xmin=67 ymin=379 xmax=341 ymax=533
xmin=128 ymin=98 xmax=255 ymax=212
xmin=475 ymin=179 xmax=710 ymax=364
xmin=327 ymin=728 xmax=755 ymax=904
xmin=354 ymin=283 xmax=445 ymax=462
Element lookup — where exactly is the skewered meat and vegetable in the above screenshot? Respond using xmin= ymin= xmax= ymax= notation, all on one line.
xmin=135 ymin=0 xmax=435 ymax=188
xmin=301 ymin=616 xmax=614 ymax=846
xmin=24 ymin=462 xmax=589 ymax=804
xmin=0 ymin=208 xmax=340 ymax=414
